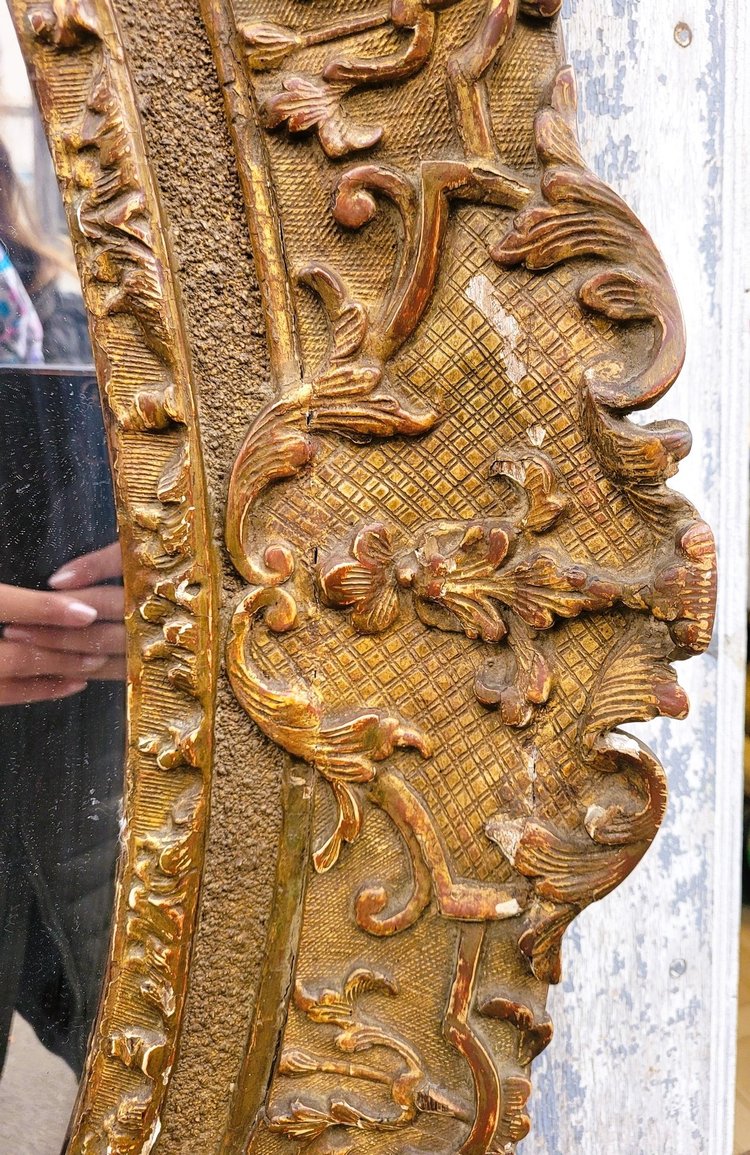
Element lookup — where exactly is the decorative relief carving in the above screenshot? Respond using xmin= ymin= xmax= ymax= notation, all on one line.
xmin=270 ymin=966 xmax=471 ymax=1144
xmin=205 ymin=0 xmax=716 ymax=1151
xmin=227 ymin=587 xmax=434 ymax=873
xmin=15 ymin=0 xmax=718 ymax=1150
xmin=491 ymin=67 xmax=693 ymax=507
xmin=315 ymin=464 xmax=714 ymax=730
xmin=11 ymin=0 xmax=216 ymax=1151
xmin=241 ymin=0 xmax=563 ymax=161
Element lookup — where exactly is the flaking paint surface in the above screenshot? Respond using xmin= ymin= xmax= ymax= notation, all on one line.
xmin=524 ymin=4 xmax=747 ymax=1153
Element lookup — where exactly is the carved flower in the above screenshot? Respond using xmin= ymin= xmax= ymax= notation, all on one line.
xmin=398 ymin=522 xmax=514 ymax=643
xmin=261 ymin=75 xmax=382 ymax=158
xmin=318 ymin=523 xmax=400 ymax=634
xmin=396 ymin=516 xmax=623 ymax=648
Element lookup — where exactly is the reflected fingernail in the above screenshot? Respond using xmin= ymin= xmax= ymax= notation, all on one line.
xmin=66 ymin=601 xmax=98 ymax=624
xmin=82 ymin=655 xmax=108 ymax=672
xmin=60 ymin=681 xmax=88 ymax=696
xmin=3 ymin=627 xmax=32 ymax=643
xmin=49 ymin=567 xmax=78 ymax=589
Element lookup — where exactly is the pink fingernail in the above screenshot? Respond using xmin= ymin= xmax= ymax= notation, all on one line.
xmin=49 ymin=567 xmax=77 ymax=589
xmin=3 ymin=627 xmax=32 ymax=643
xmin=66 ymin=601 xmax=98 ymax=624
xmin=61 ymin=681 xmax=88 ymax=696
xmin=82 ymin=655 xmax=108 ymax=672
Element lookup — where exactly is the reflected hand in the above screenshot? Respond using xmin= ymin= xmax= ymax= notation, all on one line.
xmin=0 ymin=542 xmax=125 ymax=705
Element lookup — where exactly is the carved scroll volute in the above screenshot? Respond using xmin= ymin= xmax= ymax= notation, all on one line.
xmin=206 ymin=0 xmax=716 ymax=1152
xmin=16 ymin=0 xmax=715 ymax=1151
xmin=10 ymin=1 xmax=218 ymax=1152
xmin=203 ymin=0 xmax=711 ymax=1145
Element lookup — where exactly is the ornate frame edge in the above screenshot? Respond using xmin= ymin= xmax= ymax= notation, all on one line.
xmin=8 ymin=1 xmax=219 ymax=1151
xmin=204 ymin=5 xmax=719 ymax=1153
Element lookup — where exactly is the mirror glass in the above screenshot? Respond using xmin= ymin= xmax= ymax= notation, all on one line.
xmin=0 ymin=14 xmax=124 ymax=1153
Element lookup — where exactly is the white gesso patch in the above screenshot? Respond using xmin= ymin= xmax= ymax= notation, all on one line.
xmin=140 ymin=1116 xmax=161 ymax=1155
xmin=465 ymin=272 xmax=526 ymax=385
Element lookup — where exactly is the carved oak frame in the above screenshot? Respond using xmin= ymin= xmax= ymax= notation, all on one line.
xmin=8 ymin=1 xmax=716 ymax=1153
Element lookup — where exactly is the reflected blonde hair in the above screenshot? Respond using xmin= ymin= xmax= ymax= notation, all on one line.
xmin=0 ymin=136 xmax=74 ymax=294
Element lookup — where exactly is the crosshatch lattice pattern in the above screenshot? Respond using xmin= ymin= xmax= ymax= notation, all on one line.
xmin=260 ymin=209 xmax=655 ymax=880
xmin=216 ymin=2 xmax=717 ymax=1151
xmin=15 ymin=0 xmax=717 ymax=1151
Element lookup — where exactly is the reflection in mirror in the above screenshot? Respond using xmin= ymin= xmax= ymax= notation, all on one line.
xmin=0 ymin=14 xmax=124 ymax=1153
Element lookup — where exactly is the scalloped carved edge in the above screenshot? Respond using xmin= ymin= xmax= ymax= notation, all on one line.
xmin=10 ymin=2 xmax=218 ymax=1152
xmin=208 ymin=4 xmax=717 ymax=1152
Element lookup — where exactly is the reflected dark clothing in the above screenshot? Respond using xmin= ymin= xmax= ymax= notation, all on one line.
xmin=0 ymin=684 xmax=122 ymax=1072
xmin=0 ymin=369 xmax=123 ymax=1075
xmin=33 ymin=284 xmax=91 ymax=367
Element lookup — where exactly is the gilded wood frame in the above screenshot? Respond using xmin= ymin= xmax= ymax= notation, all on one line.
xmin=8 ymin=1 xmax=218 ymax=1148
xmin=8 ymin=1 xmax=717 ymax=1152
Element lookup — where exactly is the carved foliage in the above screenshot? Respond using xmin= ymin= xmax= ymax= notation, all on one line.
xmin=243 ymin=0 xmax=565 ymax=160
xmin=493 ymin=67 xmax=693 ymax=499
xmin=226 ymin=585 xmax=433 ymax=874
xmin=209 ymin=1 xmax=718 ymax=1152
xmin=270 ymin=967 xmax=466 ymax=1146
xmin=317 ymin=452 xmax=714 ymax=737
xmin=15 ymin=1 xmax=215 ymax=1152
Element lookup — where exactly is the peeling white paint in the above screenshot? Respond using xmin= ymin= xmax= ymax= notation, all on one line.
xmin=607 ymin=731 xmax=640 ymax=756
xmin=139 ymin=1117 xmax=161 ymax=1155
xmin=522 ymin=4 xmax=750 ymax=1154
xmin=465 ymin=272 xmax=527 ymax=385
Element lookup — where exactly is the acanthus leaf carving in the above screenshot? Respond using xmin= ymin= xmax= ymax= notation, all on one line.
xmin=27 ymin=0 xmax=99 ymax=46
xmin=485 ymin=621 xmax=690 ymax=985
xmin=492 ymin=67 xmax=692 ymax=498
xmin=245 ymin=0 xmax=563 ymax=161
xmin=649 ymin=518 xmax=717 ymax=653
xmin=270 ymin=966 xmax=472 ymax=1148
xmin=203 ymin=0 xmax=720 ymax=1150
xmin=261 ymin=74 xmax=384 ymax=159
xmin=489 ymin=447 xmax=569 ymax=534
xmin=227 ymin=585 xmax=433 ymax=872
xmin=14 ymin=0 xmax=217 ymax=1151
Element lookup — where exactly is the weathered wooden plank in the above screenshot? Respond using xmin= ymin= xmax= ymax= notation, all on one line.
xmin=525 ymin=3 xmax=750 ymax=1152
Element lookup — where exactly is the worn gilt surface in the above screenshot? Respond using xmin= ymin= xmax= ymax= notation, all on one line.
xmin=9 ymin=1 xmax=218 ymax=1152
xmin=204 ymin=2 xmax=717 ymax=1154
xmin=14 ymin=0 xmax=717 ymax=1152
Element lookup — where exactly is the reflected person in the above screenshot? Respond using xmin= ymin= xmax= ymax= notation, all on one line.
xmin=0 ymin=138 xmax=89 ymax=364
xmin=0 ymin=170 xmax=125 ymax=1079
